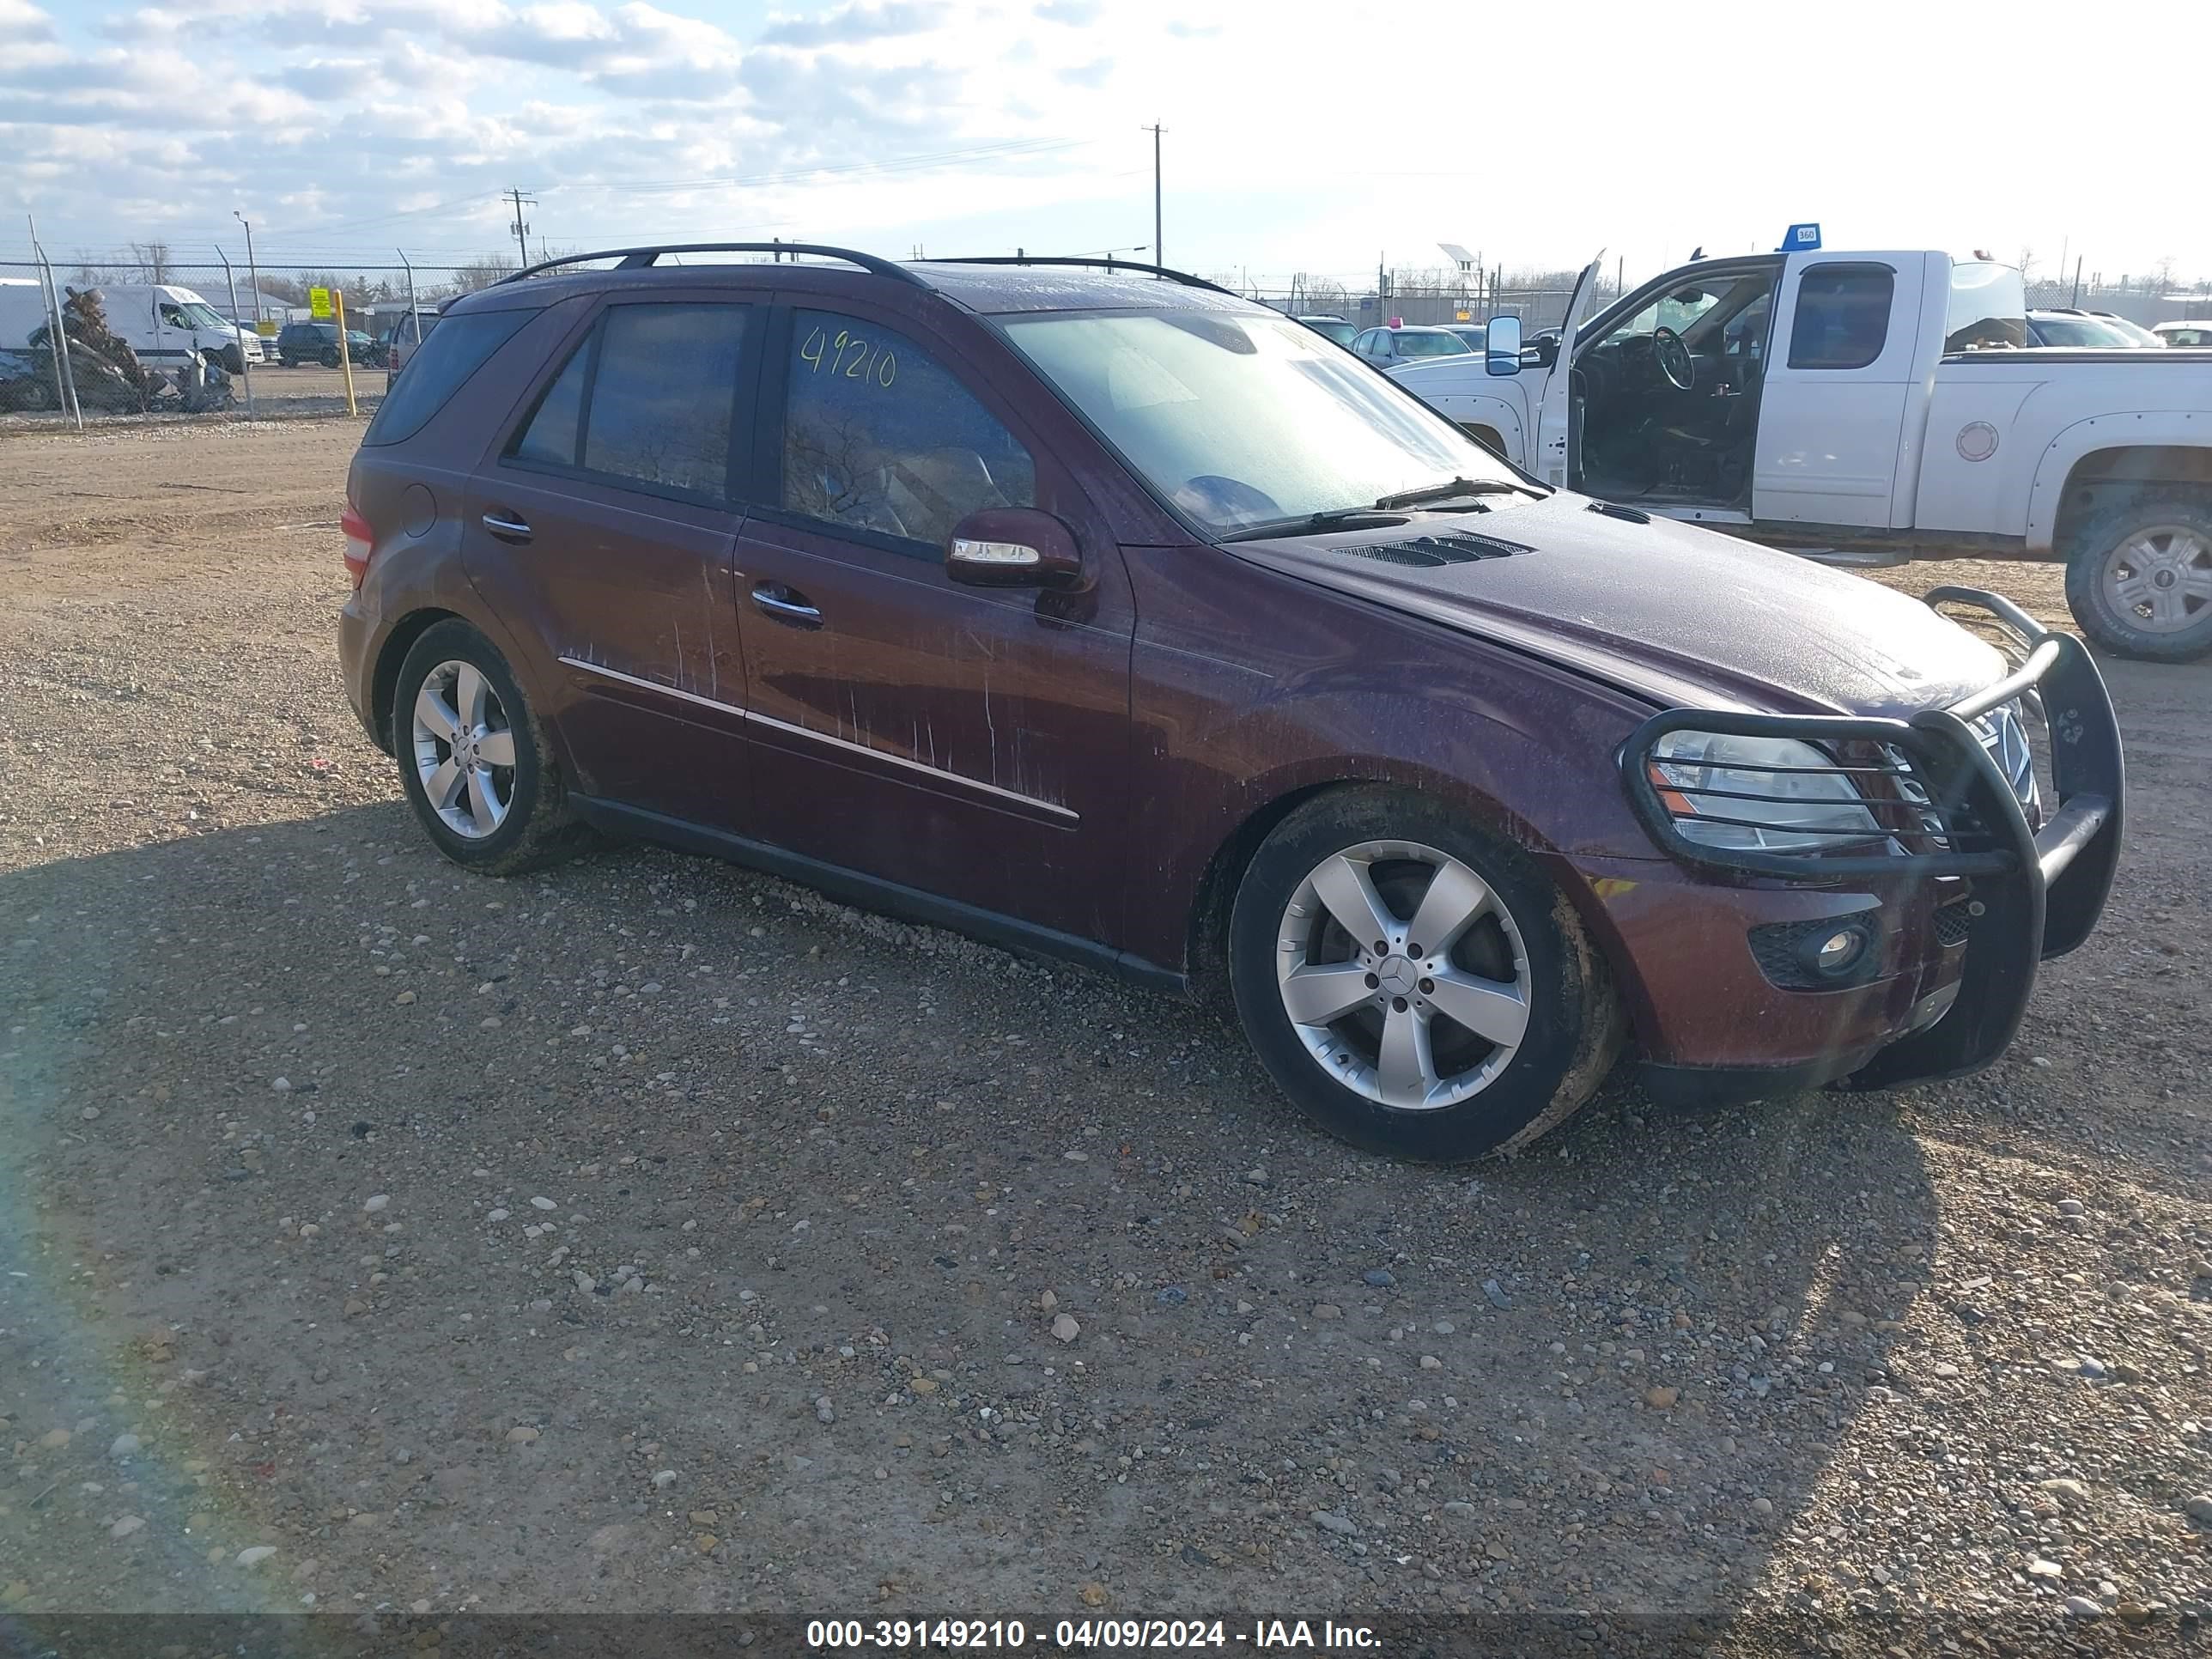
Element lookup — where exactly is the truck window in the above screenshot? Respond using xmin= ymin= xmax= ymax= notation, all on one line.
xmin=1787 ymin=265 xmax=1893 ymax=370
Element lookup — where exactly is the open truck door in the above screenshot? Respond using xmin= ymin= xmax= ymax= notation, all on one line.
xmin=1531 ymin=253 xmax=1603 ymax=489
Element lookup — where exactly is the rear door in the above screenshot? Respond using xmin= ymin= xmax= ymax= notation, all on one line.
xmin=730 ymin=298 xmax=1136 ymax=946
xmin=1753 ymin=254 xmax=1922 ymax=526
xmin=459 ymin=291 xmax=758 ymax=827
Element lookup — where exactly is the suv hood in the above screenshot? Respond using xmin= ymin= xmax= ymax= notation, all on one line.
xmin=1227 ymin=493 xmax=2006 ymax=716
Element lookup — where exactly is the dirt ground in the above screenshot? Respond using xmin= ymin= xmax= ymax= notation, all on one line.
xmin=2 ymin=416 xmax=2209 ymax=1648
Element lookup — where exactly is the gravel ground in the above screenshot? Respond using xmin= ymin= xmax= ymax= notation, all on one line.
xmin=2 ymin=418 xmax=2209 ymax=1648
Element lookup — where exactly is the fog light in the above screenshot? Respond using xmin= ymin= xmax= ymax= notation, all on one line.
xmin=1809 ymin=927 xmax=1868 ymax=976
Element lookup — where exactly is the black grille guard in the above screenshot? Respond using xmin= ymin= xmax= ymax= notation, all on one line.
xmin=1619 ymin=586 xmax=2124 ymax=1089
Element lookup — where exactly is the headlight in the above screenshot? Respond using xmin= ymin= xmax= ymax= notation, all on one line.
xmin=1648 ymin=732 xmax=1884 ymax=852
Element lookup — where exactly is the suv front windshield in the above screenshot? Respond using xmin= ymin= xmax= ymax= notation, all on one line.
xmin=1000 ymin=308 xmax=1517 ymax=535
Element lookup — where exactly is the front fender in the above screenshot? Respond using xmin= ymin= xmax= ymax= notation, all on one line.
xmin=1387 ymin=365 xmax=1534 ymax=467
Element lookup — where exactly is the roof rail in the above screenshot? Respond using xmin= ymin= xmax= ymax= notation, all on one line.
xmin=494 ymin=242 xmax=928 ymax=288
xmin=920 ymin=254 xmax=1239 ymax=298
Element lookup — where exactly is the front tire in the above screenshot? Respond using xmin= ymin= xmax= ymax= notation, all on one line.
xmin=1229 ymin=788 xmax=1621 ymax=1161
xmin=2063 ymin=493 xmax=2212 ymax=663
xmin=391 ymin=620 xmax=587 ymax=875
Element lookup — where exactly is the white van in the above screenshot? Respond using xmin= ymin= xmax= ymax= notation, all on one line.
xmin=0 ymin=281 xmax=265 ymax=371
xmin=93 ymin=283 xmax=266 ymax=371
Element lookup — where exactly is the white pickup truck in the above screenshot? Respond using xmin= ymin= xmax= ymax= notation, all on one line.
xmin=1389 ymin=241 xmax=2212 ymax=661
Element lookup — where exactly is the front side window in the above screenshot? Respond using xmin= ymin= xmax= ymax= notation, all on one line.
xmin=505 ymin=301 xmax=750 ymax=501
xmin=1001 ymin=307 xmax=1518 ymax=536
xmin=1788 ymin=264 xmax=1894 ymax=369
xmin=781 ymin=308 xmax=1035 ymax=550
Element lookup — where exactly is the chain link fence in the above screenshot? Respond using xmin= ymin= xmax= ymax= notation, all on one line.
xmin=1 ymin=255 xmax=518 ymax=425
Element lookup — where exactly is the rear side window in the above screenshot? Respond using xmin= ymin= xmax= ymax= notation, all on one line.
xmin=781 ymin=307 xmax=1035 ymax=552
xmin=1788 ymin=264 xmax=1894 ymax=369
xmin=506 ymin=302 xmax=750 ymax=502
xmin=363 ymin=309 xmax=531 ymax=447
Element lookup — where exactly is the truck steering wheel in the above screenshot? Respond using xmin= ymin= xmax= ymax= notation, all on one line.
xmin=1650 ymin=326 xmax=1695 ymax=392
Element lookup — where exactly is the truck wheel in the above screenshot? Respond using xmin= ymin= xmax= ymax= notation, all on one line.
xmin=319 ymin=347 xmax=341 ymax=369
xmin=2064 ymin=495 xmax=2212 ymax=663
xmin=210 ymin=346 xmax=242 ymax=374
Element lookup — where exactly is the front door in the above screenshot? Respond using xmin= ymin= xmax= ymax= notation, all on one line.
xmin=1752 ymin=253 xmax=1926 ymax=527
xmin=1564 ymin=257 xmax=1779 ymax=511
xmin=732 ymin=301 xmax=1135 ymax=948
xmin=460 ymin=293 xmax=758 ymax=827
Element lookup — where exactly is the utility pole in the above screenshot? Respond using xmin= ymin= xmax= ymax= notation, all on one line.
xmin=507 ymin=187 xmax=536 ymax=270
xmin=2071 ymin=255 xmax=2084 ymax=308
xmin=1142 ymin=125 xmax=1164 ymax=271
xmin=234 ymin=210 xmax=262 ymax=327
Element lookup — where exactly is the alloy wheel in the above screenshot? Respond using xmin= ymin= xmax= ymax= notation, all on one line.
xmin=2104 ymin=525 xmax=2212 ymax=635
xmin=1273 ymin=839 xmax=1532 ymax=1110
xmin=410 ymin=659 xmax=517 ymax=839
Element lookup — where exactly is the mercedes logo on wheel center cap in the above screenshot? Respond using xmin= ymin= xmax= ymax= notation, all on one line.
xmin=1376 ymin=957 xmax=1419 ymax=997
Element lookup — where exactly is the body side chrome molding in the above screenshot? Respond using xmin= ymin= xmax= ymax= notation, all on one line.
xmin=557 ymin=654 xmax=1079 ymax=823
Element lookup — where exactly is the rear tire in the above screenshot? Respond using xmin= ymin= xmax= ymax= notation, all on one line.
xmin=391 ymin=620 xmax=590 ymax=876
xmin=2063 ymin=493 xmax=2212 ymax=662
xmin=1228 ymin=787 xmax=1621 ymax=1161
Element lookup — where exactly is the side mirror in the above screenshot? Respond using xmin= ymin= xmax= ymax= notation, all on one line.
xmin=1485 ymin=314 xmax=1522 ymax=377
xmin=945 ymin=507 xmax=1086 ymax=589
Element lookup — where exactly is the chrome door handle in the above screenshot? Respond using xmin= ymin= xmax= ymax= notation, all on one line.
xmin=751 ymin=584 xmax=822 ymax=625
xmin=482 ymin=511 xmax=532 ymax=542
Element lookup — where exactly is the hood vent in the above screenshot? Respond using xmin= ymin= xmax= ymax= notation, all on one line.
xmin=1337 ymin=531 xmax=1534 ymax=568
xmin=1586 ymin=499 xmax=1652 ymax=524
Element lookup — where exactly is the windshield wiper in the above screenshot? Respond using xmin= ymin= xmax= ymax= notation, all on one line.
xmin=1219 ymin=507 xmax=1409 ymax=543
xmin=1372 ymin=477 xmax=1543 ymax=509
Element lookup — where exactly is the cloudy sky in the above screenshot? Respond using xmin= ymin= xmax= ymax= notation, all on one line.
xmin=1 ymin=0 xmax=2199 ymax=294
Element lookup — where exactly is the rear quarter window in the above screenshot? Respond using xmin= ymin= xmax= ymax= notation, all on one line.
xmin=362 ymin=309 xmax=533 ymax=447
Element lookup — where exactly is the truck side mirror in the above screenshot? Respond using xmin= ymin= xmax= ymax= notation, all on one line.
xmin=1485 ymin=315 xmax=1522 ymax=377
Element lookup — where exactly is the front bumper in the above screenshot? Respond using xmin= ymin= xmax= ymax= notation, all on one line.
xmin=1615 ymin=586 xmax=2123 ymax=1095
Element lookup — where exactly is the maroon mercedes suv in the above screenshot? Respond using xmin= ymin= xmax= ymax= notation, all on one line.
xmin=337 ymin=244 xmax=2123 ymax=1160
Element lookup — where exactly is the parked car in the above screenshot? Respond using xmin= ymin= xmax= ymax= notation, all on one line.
xmin=1351 ymin=324 xmax=1472 ymax=368
xmin=1390 ymin=243 xmax=2212 ymax=660
xmin=374 ymin=307 xmax=441 ymax=377
xmin=2024 ymin=309 xmax=2148 ymax=348
xmin=276 ymin=320 xmax=379 ymax=368
xmin=2153 ymin=320 xmax=2212 ymax=348
xmin=336 ymin=245 xmax=2124 ymax=1161
xmin=0 ymin=344 xmax=56 ymax=410
xmin=1293 ymin=313 xmax=1357 ymax=347
xmin=2084 ymin=310 xmax=2164 ymax=348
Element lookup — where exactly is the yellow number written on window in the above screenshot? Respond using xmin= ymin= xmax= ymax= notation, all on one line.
xmin=799 ymin=325 xmax=896 ymax=390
